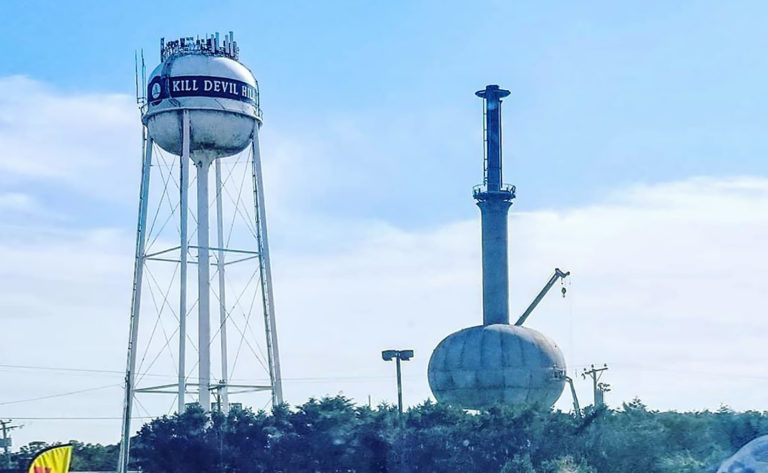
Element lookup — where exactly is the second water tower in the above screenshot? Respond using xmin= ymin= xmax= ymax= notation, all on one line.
xmin=427 ymin=85 xmax=567 ymax=410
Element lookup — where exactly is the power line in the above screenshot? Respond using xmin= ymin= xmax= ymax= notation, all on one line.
xmin=0 ymin=363 xmax=124 ymax=375
xmin=0 ymin=384 xmax=120 ymax=406
xmin=8 ymin=416 xmax=153 ymax=421
xmin=0 ymin=363 xmax=424 ymax=382
xmin=8 ymin=359 xmax=768 ymax=383
xmin=6 ymin=360 xmax=768 ymax=412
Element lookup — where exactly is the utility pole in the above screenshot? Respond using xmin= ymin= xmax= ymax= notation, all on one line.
xmin=582 ymin=364 xmax=610 ymax=407
xmin=0 ymin=420 xmax=20 ymax=469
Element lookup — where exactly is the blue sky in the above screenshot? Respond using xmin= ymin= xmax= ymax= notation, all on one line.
xmin=4 ymin=0 xmax=768 ymax=224
xmin=2 ymin=0 xmax=768 ymax=446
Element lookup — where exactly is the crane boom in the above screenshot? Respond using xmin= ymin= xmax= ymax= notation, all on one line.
xmin=514 ymin=268 xmax=570 ymax=326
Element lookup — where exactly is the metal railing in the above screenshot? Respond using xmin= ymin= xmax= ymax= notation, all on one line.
xmin=472 ymin=183 xmax=516 ymax=199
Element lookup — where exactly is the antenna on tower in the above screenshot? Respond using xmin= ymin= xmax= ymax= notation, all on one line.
xmin=134 ymin=49 xmax=146 ymax=113
xmin=134 ymin=51 xmax=139 ymax=104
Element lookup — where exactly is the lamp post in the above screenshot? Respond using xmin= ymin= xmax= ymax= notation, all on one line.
xmin=382 ymin=349 xmax=414 ymax=415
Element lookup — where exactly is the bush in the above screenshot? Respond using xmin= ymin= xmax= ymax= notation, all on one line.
xmin=115 ymin=396 xmax=768 ymax=473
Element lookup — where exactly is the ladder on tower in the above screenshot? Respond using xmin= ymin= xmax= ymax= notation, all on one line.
xmin=482 ymin=101 xmax=488 ymax=187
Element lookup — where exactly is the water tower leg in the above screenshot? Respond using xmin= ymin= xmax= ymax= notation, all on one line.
xmin=196 ymin=156 xmax=212 ymax=412
xmin=178 ymin=111 xmax=190 ymax=413
xmin=250 ymin=128 xmax=283 ymax=406
xmin=118 ymin=133 xmax=153 ymax=473
xmin=214 ymin=158 xmax=229 ymax=413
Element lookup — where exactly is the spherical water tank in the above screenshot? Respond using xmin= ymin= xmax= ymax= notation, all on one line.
xmin=143 ymin=51 xmax=260 ymax=160
xmin=428 ymin=324 xmax=565 ymax=410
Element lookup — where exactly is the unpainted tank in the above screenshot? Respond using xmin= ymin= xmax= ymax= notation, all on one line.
xmin=143 ymin=36 xmax=260 ymax=161
xmin=427 ymin=85 xmax=567 ymax=411
xmin=428 ymin=324 xmax=565 ymax=410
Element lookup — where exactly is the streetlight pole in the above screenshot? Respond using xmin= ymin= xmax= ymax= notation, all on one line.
xmin=381 ymin=349 xmax=414 ymax=415
xmin=395 ymin=356 xmax=403 ymax=415
xmin=382 ymin=349 xmax=413 ymax=473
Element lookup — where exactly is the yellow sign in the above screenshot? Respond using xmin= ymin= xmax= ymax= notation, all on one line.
xmin=27 ymin=444 xmax=73 ymax=473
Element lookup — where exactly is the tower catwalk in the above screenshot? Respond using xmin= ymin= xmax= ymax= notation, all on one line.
xmin=474 ymin=85 xmax=515 ymax=326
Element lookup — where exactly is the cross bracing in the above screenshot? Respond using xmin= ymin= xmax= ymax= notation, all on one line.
xmin=119 ymin=123 xmax=283 ymax=473
xmin=129 ymin=139 xmax=277 ymax=404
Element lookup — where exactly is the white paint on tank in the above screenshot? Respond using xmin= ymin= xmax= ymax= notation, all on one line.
xmin=143 ymin=54 xmax=261 ymax=160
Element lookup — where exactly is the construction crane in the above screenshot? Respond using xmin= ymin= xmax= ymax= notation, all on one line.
xmin=515 ymin=268 xmax=570 ymax=326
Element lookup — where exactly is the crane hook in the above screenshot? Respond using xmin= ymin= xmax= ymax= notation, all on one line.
xmin=561 ymin=286 xmax=567 ymax=298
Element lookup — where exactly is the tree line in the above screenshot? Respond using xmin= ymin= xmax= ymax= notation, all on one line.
xmin=8 ymin=396 xmax=768 ymax=473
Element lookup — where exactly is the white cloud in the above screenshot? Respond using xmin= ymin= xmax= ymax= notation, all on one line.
xmin=272 ymin=176 xmax=768 ymax=416
xmin=0 ymin=192 xmax=41 ymax=213
xmin=2 ymin=76 xmax=768 ymax=447
xmin=0 ymin=76 xmax=140 ymax=200
xmin=4 ymin=174 xmax=768 ymax=445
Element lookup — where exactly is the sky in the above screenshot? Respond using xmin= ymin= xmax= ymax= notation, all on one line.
xmin=1 ymin=0 xmax=768 ymax=447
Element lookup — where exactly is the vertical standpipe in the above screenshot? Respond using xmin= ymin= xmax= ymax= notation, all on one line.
xmin=481 ymin=86 xmax=505 ymax=191
xmin=474 ymin=85 xmax=514 ymax=326
xmin=214 ymin=158 xmax=230 ymax=414
xmin=178 ymin=111 xmax=190 ymax=413
xmin=196 ymin=155 xmax=212 ymax=412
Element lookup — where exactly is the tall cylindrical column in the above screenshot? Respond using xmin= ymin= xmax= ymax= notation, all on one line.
xmin=474 ymin=85 xmax=514 ymax=327
xmin=178 ymin=111 xmax=190 ymax=413
xmin=478 ymin=199 xmax=512 ymax=325
xmin=485 ymin=97 xmax=502 ymax=191
xmin=196 ymin=157 xmax=212 ymax=412
xmin=214 ymin=158 xmax=230 ymax=413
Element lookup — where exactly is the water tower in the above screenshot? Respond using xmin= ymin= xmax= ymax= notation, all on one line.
xmin=118 ymin=33 xmax=282 ymax=473
xmin=427 ymin=85 xmax=567 ymax=410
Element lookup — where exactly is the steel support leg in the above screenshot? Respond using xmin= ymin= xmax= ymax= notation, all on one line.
xmin=214 ymin=158 xmax=229 ymax=413
xmin=118 ymin=133 xmax=153 ymax=473
xmin=250 ymin=127 xmax=283 ymax=406
xmin=178 ymin=111 xmax=190 ymax=413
